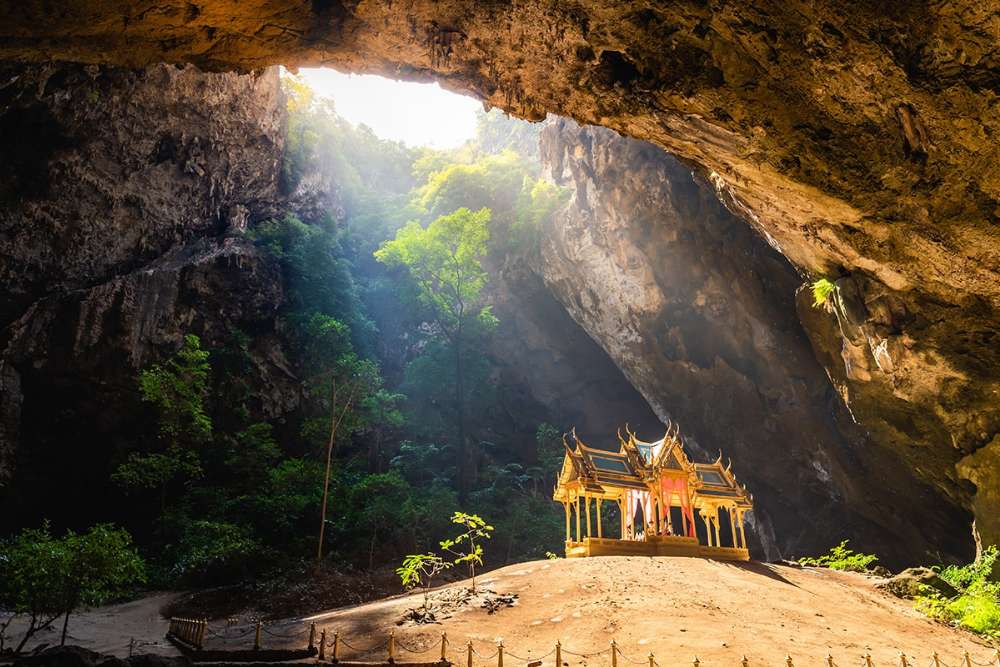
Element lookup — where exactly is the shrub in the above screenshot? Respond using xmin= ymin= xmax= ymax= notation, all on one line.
xmin=916 ymin=546 xmax=999 ymax=638
xmin=798 ymin=539 xmax=878 ymax=573
xmin=811 ymin=278 xmax=837 ymax=308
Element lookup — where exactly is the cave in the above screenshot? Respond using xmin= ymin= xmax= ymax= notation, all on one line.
xmin=0 ymin=1 xmax=997 ymax=579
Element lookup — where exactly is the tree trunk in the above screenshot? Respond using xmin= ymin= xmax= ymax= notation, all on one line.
xmin=455 ymin=335 xmax=468 ymax=501
xmin=60 ymin=610 xmax=70 ymax=646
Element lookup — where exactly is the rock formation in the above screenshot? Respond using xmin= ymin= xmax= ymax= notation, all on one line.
xmin=0 ymin=64 xmax=292 ymax=520
xmin=0 ymin=0 xmax=997 ymax=552
xmin=538 ymin=119 xmax=972 ymax=564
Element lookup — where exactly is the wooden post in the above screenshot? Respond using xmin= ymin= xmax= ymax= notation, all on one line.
xmin=649 ymin=653 xmax=655 ymax=667
xmin=742 ymin=656 xmax=750 ymax=667
xmin=197 ymin=619 xmax=207 ymax=649
xmin=597 ymin=498 xmax=603 ymax=538
xmin=333 ymin=631 xmax=340 ymax=662
xmin=441 ymin=632 xmax=448 ymax=662
xmin=556 ymin=641 xmax=562 ymax=667
xmin=611 ymin=640 xmax=618 ymax=667
xmin=865 ymin=653 xmax=874 ymax=667
xmin=964 ymin=652 xmax=972 ymax=667
xmin=309 ymin=623 xmax=316 ymax=652
xmin=319 ymin=630 xmax=327 ymax=661
xmin=693 ymin=656 xmax=700 ymax=667
xmin=388 ymin=630 xmax=396 ymax=663
xmin=467 ymin=641 xmax=473 ymax=667
xmin=786 ymin=655 xmax=794 ymax=667
xmin=254 ymin=620 xmax=262 ymax=651
xmin=900 ymin=653 xmax=908 ymax=667
xmin=585 ymin=493 xmax=592 ymax=538
xmin=932 ymin=652 xmax=940 ymax=667
xmin=827 ymin=655 xmax=834 ymax=667
xmin=497 ymin=640 xmax=504 ymax=667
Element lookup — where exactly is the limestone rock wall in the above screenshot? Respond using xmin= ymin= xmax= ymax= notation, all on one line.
xmin=0 ymin=63 xmax=291 ymax=501
xmin=537 ymin=119 xmax=972 ymax=565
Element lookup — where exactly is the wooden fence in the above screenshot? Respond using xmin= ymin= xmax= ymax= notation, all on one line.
xmin=167 ymin=619 xmax=1000 ymax=667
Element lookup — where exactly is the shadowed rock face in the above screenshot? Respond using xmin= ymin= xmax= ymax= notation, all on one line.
xmin=0 ymin=64 xmax=292 ymax=509
xmin=0 ymin=1 xmax=997 ymax=551
xmin=538 ymin=119 xmax=972 ymax=565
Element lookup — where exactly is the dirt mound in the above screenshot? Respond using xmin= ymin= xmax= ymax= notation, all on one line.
xmin=293 ymin=557 xmax=995 ymax=665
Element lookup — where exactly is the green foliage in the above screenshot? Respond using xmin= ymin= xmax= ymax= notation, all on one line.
xmin=251 ymin=214 xmax=374 ymax=352
xmin=111 ymin=446 xmax=202 ymax=492
xmin=798 ymin=539 xmax=878 ymax=572
xmin=396 ymin=553 xmax=451 ymax=610
xmin=939 ymin=546 xmax=999 ymax=590
xmin=138 ymin=334 xmax=212 ymax=446
xmin=0 ymin=523 xmax=145 ymax=653
xmin=166 ymin=520 xmax=265 ymax=585
xmin=811 ymin=278 xmax=837 ymax=308
xmin=472 ymin=109 xmax=544 ymax=166
xmin=916 ymin=547 xmax=1000 ymax=638
xmin=440 ymin=512 xmax=494 ymax=593
xmin=114 ymin=336 xmax=212 ymax=520
xmin=375 ymin=208 xmax=493 ymax=335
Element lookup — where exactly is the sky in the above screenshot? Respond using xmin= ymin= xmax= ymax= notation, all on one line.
xmin=296 ymin=68 xmax=481 ymax=148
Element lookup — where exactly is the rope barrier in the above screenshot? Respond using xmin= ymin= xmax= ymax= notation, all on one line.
xmin=260 ymin=624 xmax=309 ymax=639
xmin=617 ymin=647 xmax=654 ymax=665
xmin=335 ymin=635 xmax=383 ymax=653
xmin=167 ymin=616 xmax=1000 ymax=667
xmin=504 ymin=646 xmax=557 ymax=662
xmin=470 ymin=646 xmax=500 ymax=661
xmin=395 ymin=638 xmax=436 ymax=654
xmin=562 ymin=647 xmax=612 ymax=658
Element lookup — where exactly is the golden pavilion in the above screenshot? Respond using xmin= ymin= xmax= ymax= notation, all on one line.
xmin=552 ymin=422 xmax=752 ymax=560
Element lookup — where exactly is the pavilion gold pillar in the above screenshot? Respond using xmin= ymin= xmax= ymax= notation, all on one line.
xmin=563 ymin=501 xmax=571 ymax=542
xmin=584 ymin=492 xmax=592 ymax=538
xmin=681 ymin=501 xmax=688 ymax=537
xmin=575 ymin=496 xmax=581 ymax=541
xmin=596 ymin=498 xmax=603 ymax=538
xmin=738 ymin=510 xmax=747 ymax=549
xmin=619 ymin=498 xmax=626 ymax=539
xmin=727 ymin=507 xmax=737 ymax=548
xmin=712 ymin=509 xmax=721 ymax=547
xmin=700 ymin=510 xmax=713 ymax=546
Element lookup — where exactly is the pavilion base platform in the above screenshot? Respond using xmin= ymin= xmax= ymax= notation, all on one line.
xmin=565 ymin=536 xmax=749 ymax=561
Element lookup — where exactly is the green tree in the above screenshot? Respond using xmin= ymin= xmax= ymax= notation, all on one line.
xmin=396 ymin=553 xmax=451 ymax=613
xmin=0 ymin=523 xmax=145 ymax=653
xmin=375 ymin=208 xmax=494 ymax=498
xmin=113 ymin=335 xmax=212 ymax=521
xmin=439 ymin=512 xmax=494 ymax=594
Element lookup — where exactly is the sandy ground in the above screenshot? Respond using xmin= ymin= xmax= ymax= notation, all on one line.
xmin=5 ymin=593 xmax=180 ymax=658
xmin=6 ymin=558 xmax=997 ymax=665
xmin=278 ymin=558 xmax=997 ymax=667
